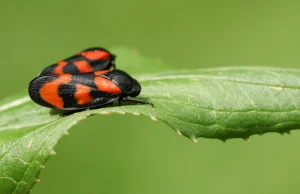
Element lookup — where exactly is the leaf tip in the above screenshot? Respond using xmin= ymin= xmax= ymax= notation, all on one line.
xmin=190 ymin=136 xmax=198 ymax=143
xmin=50 ymin=151 xmax=57 ymax=156
xmin=175 ymin=129 xmax=182 ymax=136
xmin=81 ymin=116 xmax=88 ymax=120
xmin=100 ymin=111 xmax=110 ymax=115
xmin=150 ymin=116 xmax=158 ymax=121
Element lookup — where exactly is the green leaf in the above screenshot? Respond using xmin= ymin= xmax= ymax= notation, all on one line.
xmin=1 ymin=47 xmax=300 ymax=193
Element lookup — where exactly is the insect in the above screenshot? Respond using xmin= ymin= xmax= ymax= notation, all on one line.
xmin=29 ymin=69 xmax=153 ymax=110
xmin=39 ymin=47 xmax=116 ymax=76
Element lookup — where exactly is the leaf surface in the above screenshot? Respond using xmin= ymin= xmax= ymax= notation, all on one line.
xmin=1 ymin=48 xmax=300 ymax=193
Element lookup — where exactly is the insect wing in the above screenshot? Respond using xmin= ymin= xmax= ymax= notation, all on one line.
xmin=29 ymin=73 xmax=119 ymax=110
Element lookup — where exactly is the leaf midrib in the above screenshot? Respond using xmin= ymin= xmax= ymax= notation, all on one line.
xmin=150 ymin=99 xmax=300 ymax=113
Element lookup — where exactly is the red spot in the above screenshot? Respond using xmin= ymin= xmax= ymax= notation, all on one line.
xmin=73 ymin=60 xmax=94 ymax=73
xmin=39 ymin=75 xmax=72 ymax=108
xmin=81 ymin=51 xmax=110 ymax=60
xmin=74 ymin=84 xmax=93 ymax=105
xmin=94 ymin=70 xmax=111 ymax=75
xmin=53 ymin=61 xmax=68 ymax=74
xmin=94 ymin=76 xmax=121 ymax=95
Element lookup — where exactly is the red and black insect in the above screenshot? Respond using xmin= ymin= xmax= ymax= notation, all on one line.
xmin=29 ymin=69 xmax=153 ymax=110
xmin=39 ymin=47 xmax=116 ymax=76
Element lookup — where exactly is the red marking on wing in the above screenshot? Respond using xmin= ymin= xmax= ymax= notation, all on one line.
xmin=73 ymin=60 xmax=94 ymax=73
xmin=39 ymin=75 xmax=72 ymax=108
xmin=94 ymin=70 xmax=111 ymax=75
xmin=74 ymin=84 xmax=93 ymax=105
xmin=53 ymin=61 xmax=68 ymax=74
xmin=94 ymin=76 xmax=121 ymax=95
xmin=81 ymin=51 xmax=110 ymax=60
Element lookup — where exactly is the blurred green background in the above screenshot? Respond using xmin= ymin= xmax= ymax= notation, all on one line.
xmin=1 ymin=0 xmax=300 ymax=193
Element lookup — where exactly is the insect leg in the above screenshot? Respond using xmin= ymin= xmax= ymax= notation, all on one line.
xmin=119 ymin=97 xmax=154 ymax=107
